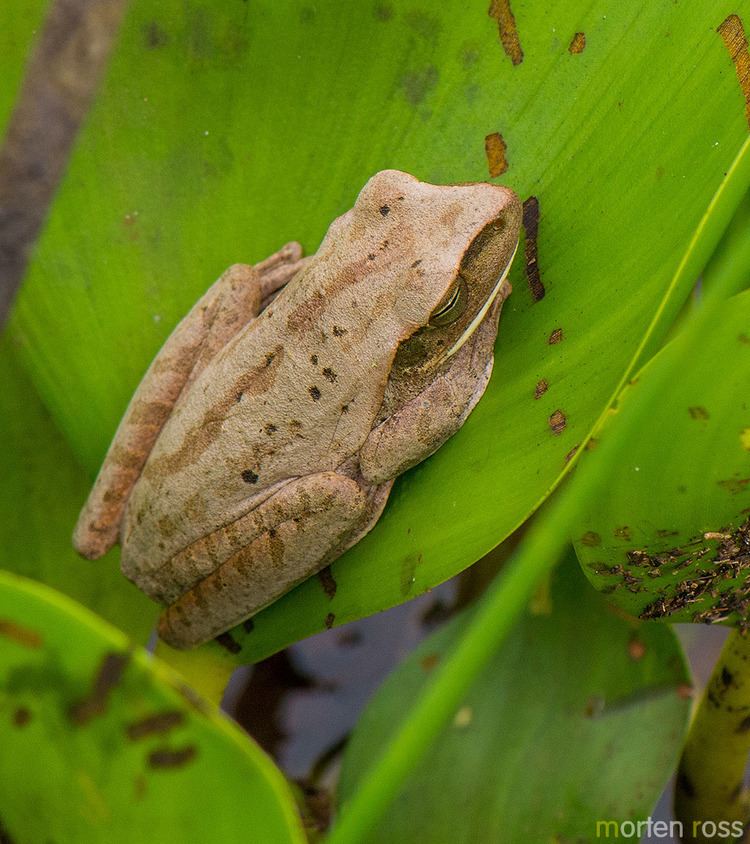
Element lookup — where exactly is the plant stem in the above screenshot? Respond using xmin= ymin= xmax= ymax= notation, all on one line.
xmin=326 ymin=501 xmax=570 ymax=844
xmin=675 ymin=629 xmax=750 ymax=843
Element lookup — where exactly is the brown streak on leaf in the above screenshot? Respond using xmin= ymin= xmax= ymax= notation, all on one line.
xmin=484 ymin=132 xmax=508 ymax=177
xmin=215 ymin=632 xmax=242 ymax=654
xmin=126 ymin=711 xmax=185 ymax=741
xmin=534 ymin=378 xmax=548 ymax=399
xmin=317 ymin=566 xmax=337 ymax=600
xmin=0 ymin=619 xmax=42 ymax=649
xmin=549 ymin=409 xmax=567 ymax=435
xmin=568 ymin=32 xmax=586 ymax=54
xmin=717 ymin=14 xmax=750 ymax=130
xmin=488 ymin=0 xmax=523 ymax=65
xmin=69 ymin=651 xmax=130 ymax=725
xmin=522 ymin=196 xmax=545 ymax=301
xmin=148 ymin=745 xmax=197 ymax=769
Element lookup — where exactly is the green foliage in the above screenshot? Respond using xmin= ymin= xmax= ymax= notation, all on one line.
xmin=0 ymin=571 xmax=304 ymax=844
xmin=2 ymin=1 xmax=750 ymax=840
xmin=574 ymin=286 xmax=750 ymax=624
xmin=0 ymin=339 xmax=156 ymax=638
xmin=2 ymin=0 xmax=747 ymax=662
xmin=339 ymin=555 xmax=691 ymax=843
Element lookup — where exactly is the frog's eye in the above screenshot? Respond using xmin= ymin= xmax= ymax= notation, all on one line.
xmin=429 ymin=276 xmax=468 ymax=327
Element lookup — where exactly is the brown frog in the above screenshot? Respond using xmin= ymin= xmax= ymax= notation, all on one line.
xmin=73 ymin=170 xmax=521 ymax=648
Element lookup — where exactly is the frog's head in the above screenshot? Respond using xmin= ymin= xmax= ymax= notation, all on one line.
xmin=343 ymin=169 xmax=522 ymax=377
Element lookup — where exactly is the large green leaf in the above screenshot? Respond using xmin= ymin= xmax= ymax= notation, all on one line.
xmin=574 ymin=287 xmax=750 ymax=626
xmin=0 ymin=571 xmax=304 ymax=843
xmin=5 ymin=1 xmax=750 ymax=659
xmin=0 ymin=338 xmax=156 ymax=639
xmin=338 ymin=554 xmax=691 ymax=843
xmin=0 ymin=1 xmax=49 ymax=134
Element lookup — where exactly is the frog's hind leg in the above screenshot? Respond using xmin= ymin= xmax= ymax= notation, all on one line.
xmin=155 ymin=471 xmax=391 ymax=649
xmin=73 ymin=243 xmax=306 ymax=560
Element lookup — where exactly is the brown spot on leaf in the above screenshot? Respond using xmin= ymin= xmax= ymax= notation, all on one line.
xmin=484 ymin=132 xmax=508 ymax=177
xmin=580 ymin=531 xmax=601 ymax=547
xmin=688 ymin=406 xmax=710 ymax=420
xmin=374 ymin=2 xmax=393 ymax=21
xmin=215 ymin=632 xmax=241 ymax=654
xmin=126 ymin=711 xmax=185 ymax=741
xmin=534 ymin=379 xmax=548 ymax=399
xmin=614 ymin=526 xmax=632 ymax=541
xmin=317 ymin=566 xmax=337 ymax=600
xmin=628 ymin=638 xmax=646 ymax=660
xmin=568 ymin=32 xmax=586 ymax=54
xmin=401 ymin=65 xmax=439 ymax=106
xmin=421 ymin=653 xmax=440 ymax=671
xmin=564 ymin=444 xmax=580 ymax=463
xmin=522 ymin=196 xmax=545 ymax=301
xmin=148 ymin=745 xmax=197 ymax=769
xmin=69 ymin=651 xmax=130 ymax=726
xmin=324 ymin=612 xmax=335 ymax=629
xmin=549 ymin=409 xmax=567 ymax=434
xmin=0 ymin=619 xmax=42 ymax=649
xmin=719 ymin=477 xmax=750 ymax=494
xmin=144 ymin=21 xmax=168 ymax=48
xmin=717 ymin=14 xmax=750 ymax=130
xmin=548 ymin=327 xmax=563 ymax=344
xmin=488 ymin=0 xmax=523 ymax=65
xmin=12 ymin=707 xmax=31 ymax=727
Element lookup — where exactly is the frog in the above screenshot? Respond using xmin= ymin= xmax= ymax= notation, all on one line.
xmin=73 ymin=169 xmax=521 ymax=648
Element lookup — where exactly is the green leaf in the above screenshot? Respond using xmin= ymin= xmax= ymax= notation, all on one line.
xmin=5 ymin=0 xmax=750 ymax=657
xmin=0 ymin=571 xmax=305 ymax=844
xmin=0 ymin=0 xmax=49 ymax=134
xmin=0 ymin=339 xmax=156 ymax=639
xmin=338 ymin=554 xmax=691 ymax=843
xmin=574 ymin=287 xmax=750 ymax=626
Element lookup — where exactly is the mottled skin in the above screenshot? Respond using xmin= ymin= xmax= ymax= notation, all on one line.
xmin=74 ymin=170 xmax=521 ymax=648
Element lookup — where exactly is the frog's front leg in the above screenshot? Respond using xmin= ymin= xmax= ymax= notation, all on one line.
xmin=359 ymin=295 xmax=505 ymax=485
xmin=73 ymin=243 xmax=306 ymax=560
xmin=156 ymin=471 xmax=387 ymax=649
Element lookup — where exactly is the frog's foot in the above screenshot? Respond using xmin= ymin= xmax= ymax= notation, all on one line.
xmin=155 ymin=470 xmax=391 ymax=649
xmin=73 ymin=243 xmax=305 ymax=561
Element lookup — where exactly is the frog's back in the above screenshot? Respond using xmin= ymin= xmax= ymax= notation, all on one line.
xmin=121 ymin=169 xmax=516 ymax=572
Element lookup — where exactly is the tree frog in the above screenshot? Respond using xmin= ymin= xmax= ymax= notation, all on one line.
xmin=73 ymin=170 xmax=521 ymax=648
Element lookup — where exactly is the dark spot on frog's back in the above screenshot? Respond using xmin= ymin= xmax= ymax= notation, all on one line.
xmin=333 ymin=325 xmax=347 ymax=336
xmin=309 ymin=386 xmax=321 ymax=401
xmin=379 ymin=205 xmax=390 ymax=216
xmin=241 ymin=469 xmax=259 ymax=484
xmin=322 ymin=368 xmax=337 ymax=383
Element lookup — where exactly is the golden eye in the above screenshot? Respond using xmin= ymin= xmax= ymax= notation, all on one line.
xmin=429 ymin=276 xmax=468 ymax=327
